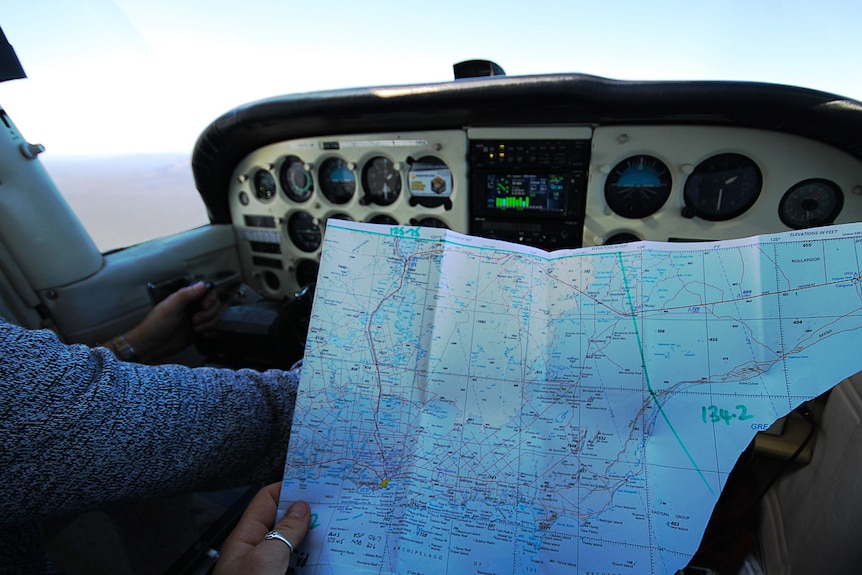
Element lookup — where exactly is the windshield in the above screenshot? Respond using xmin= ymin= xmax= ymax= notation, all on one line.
xmin=2 ymin=0 xmax=861 ymax=249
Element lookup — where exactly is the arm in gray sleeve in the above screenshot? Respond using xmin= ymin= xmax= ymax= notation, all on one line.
xmin=0 ymin=317 xmax=299 ymax=525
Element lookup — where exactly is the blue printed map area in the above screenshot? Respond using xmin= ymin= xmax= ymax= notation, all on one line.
xmin=281 ymin=220 xmax=862 ymax=575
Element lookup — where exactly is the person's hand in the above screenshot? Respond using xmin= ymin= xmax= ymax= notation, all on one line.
xmin=214 ymin=482 xmax=311 ymax=575
xmin=122 ymin=281 xmax=221 ymax=363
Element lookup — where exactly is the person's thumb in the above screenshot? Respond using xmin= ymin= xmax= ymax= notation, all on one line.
xmin=274 ymin=500 xmax=311 ymax=552
xmin=244 ymin=500 xmax=311 ymax=575
xmin=264 ymin=500 xmax=311 ymax=560
xmin=176 ymin=281 xmax=209 ymax=304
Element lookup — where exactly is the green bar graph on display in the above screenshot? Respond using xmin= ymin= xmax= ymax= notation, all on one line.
xmin=496 ymin=196 xmax=529 ymax=208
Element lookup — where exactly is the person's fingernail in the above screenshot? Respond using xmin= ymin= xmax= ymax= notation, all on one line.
xmin=286 ymin=501 xmax=309 ymax=518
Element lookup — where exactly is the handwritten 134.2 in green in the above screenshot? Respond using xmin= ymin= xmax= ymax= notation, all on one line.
xmin=702 ymin=404 xmax=754 ymax=425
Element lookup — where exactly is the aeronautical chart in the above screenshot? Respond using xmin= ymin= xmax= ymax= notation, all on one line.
xmin=279 ymin=219 xmax=862 ymax=574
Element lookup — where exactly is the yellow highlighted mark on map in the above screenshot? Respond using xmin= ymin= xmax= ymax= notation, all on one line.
xmin=380 ymin=479 xmax=390 ymax=488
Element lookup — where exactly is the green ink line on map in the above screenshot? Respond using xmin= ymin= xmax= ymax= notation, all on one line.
xmin=617 ymin=253 xmax=715 ymax=496
xmin=342 ymin=221 xmax=717 ymax=494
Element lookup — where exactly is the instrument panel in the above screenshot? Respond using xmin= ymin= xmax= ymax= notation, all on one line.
xmin=229 ymin=125 xmax=862 ymax=299
xmin=230 ymin=131 xmax=469 ymax=297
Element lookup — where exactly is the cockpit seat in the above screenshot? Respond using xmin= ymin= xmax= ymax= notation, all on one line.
xmin=757 ymin=372 xmax=862 ymax=573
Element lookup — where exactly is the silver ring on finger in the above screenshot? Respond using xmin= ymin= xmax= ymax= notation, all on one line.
xmin=264 ymin=530 xmax=294 ymax=554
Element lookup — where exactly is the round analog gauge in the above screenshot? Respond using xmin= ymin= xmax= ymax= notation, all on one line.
xmin=683 ymin=153 xmax=762 ymax=221
xmin=253 ymin=169 xmax=277 ymax=201
xmin=368 ymin=214 xmax=399 ymax=226
xmin=321 ymin=213 xmax=353 ymax=237
xmin=287 ymin=211 xmax=321 ymax=252
xmin=296 ymin=260 xmax=320 ymax=288
xmin=362 ymin=156 xmax=401 ymax=205
xmin=604 ymin=232 xmax=641 ymax=245
xmin=280 ymin=156 xmax=313 ymax=202
xmin=318 ymin=157 xmax=355 ymax=204
xmin=779 ymin=179 xmax=843 ymax=229
xmin=414 ymin=217 xmax=449 ymax=229
xmin=604 ymin=155 xmax=672 ymax=218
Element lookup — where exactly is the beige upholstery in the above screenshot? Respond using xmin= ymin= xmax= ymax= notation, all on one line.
xmin=758 ymin=372 xmax=862 ymax=573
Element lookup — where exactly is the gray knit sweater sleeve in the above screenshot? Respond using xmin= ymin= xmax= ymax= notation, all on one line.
xmin=0 ymin=316 xmax=299 ymax=526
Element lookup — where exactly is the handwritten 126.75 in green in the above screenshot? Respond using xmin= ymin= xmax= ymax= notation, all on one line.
xmin=702 ymin=404 xmax=754 ymax=425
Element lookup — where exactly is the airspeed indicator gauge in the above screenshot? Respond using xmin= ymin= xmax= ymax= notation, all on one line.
xmin=280 ymin=156 xmax=313 ymax=202
xmin=604 ymin=155 xmax=672 ymax=218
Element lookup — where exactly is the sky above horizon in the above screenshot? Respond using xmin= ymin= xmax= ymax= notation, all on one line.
xmin=2 ymin=0 xmax=861 ymax=155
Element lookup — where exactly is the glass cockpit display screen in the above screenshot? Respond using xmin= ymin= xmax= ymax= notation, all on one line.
xmin=484 ymin=173 xmax=567 ymax=213
xmin=469 ymin=139 xmax=590 ymax=249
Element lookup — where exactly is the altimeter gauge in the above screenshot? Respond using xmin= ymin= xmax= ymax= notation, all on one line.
xmin=362 ymin=156 xmax=402 ymax=206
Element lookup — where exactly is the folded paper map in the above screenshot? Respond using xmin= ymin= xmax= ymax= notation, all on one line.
xmin=279 ymin=220 xmax=862 ymax=574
